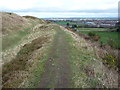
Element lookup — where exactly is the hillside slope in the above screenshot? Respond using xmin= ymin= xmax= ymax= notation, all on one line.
xmin=1 ymin=12 xmax=118 ymax=88
xmin=2 ymin=12 xmax=52 ymax=63
xmin=2 ymin=12 xmax=56 ymax=88
xmin=2 ymin=12 xmax=45 ymax=35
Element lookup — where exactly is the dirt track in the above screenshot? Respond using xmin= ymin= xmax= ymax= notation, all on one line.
xmin=39 ymin=26 xmax=72 ymax=88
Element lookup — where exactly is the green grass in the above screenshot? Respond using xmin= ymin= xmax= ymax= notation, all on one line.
xmin=64 ymin=31 xmax=104 ymax=88
xmin=80 ymin=31 xmax=119 ymax=49
xmin=26 ymin=35 xmax=54 ymax=88
xmin=2 ymin=18 xmax=43 ymax=51
xmin=55 ymin=22 xmax=77 ymax=25
xmin=27 ymin=51 xmax=49 ymax=88
xmin=78 ymin=28 xmax=109 ymax=31
xmin=56 ymin=22 xmax=80 ymax=25
xmin=2 ymin=23 xmax=36 ymax=51
xmin=2 ymin=30 xmax=29 ymax=51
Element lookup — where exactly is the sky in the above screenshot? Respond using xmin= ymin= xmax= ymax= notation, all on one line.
xmin=0 ymin=0 xmax=119 ymax=18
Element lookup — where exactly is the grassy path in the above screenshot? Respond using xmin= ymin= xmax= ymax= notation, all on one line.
xmin=39 ymin=26 xmax=72 ymax=88
xmin=38 ymin=25 xmax=118 ymax=88
xmin=2 ymin=24 xmax=118 ymax=88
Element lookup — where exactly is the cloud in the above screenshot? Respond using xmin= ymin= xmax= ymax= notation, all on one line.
xmin=69 ymin=8 xmax=117 ymax=13
xmin=16 ymin=12 xmax=117 ymax=18
xmin=0 ymin=0 xmax=119 ymax=17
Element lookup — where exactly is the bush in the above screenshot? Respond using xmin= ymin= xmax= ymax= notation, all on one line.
xmin=93 ymin=35 xmax=100 ymax=41
xmin=103 ymin=54 xmax=117 ymax=68
xmin=87 ymin=32 xmax=100 ymax=41
xmin=88 ymin=32 xmax=96 ymax=37
xmin=66 ymin=23 xmax=70 ymax=27
xmin=72 ymin=24 xmax=77 ymax=28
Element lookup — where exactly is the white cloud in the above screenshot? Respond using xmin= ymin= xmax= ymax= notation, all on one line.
xmin=0 ymin=0 xmax=63 ymax=10
xmin=1 ymin=0 xmax=34 ymax=10
xmin=16 ymin=12 xmax=118 ymax=18
xmin=0 ymin=0 xmax=119 ymax=17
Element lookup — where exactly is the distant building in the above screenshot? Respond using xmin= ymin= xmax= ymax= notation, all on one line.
xmin=85 ymin=22 xmax=99 ymax=27
xmin=85 ymin=22 xmax=96 ymax=26
xmin=100 ymin=24 xmax=115 ymax=28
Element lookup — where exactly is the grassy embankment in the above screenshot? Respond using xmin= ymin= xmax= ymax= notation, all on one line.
xmin=63 ymin=30 xmax=109 ymax=88
xmin=2 ymin=16 xmax=56 ymax=87
xmin=77 ymin=28 xmax=119 ymax=69
xmin=2 ymin=26 xmax=55 ymax=88
xmin=2 ymin=19 xmax=42 ymax=51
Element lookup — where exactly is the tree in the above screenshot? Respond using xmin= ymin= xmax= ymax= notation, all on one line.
xmin=66 ymin=23 xmax=70 ymax=27
xmin=72 ymin=24 xmax=77 ymax=28
xmin=116 ymin=21 xmax=120 ymax=32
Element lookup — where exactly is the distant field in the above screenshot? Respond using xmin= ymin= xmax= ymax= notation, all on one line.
xmin=55 ymin=22 xmax=76 ymax=25
xmin=78 ymin=28 xmax=109 ymax=31
xmin=55 ymin=22 xmax=80 ymax=25
xmin=79 ymin=29 xmax=119 ymax=48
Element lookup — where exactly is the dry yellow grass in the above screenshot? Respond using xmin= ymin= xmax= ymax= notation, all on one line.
xmin=1 ymin=12 xmax=56 ymax=88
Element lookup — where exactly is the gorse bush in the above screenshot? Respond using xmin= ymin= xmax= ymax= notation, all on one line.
xmin=103 ymin=54 xmax=117 ymax=68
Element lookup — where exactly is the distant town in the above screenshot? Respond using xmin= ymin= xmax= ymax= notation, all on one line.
xmin=46 ymin=18 xmax=119 ymax=28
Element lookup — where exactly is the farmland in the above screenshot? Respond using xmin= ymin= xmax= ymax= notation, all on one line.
xmin=79 ymin=29 xmax=119 ymax=49
xmin=77 ymin=27 xmax=110 ymax=31
xmin=53 ymin=19 xmax=119 ymax=49
xmin=55 ymin=21 xmax=76 ymax=25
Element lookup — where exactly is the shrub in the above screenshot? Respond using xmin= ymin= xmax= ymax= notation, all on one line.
xmin=88 ymin=32 xmax=96 ymax=37
xmin=93 ymin=35 xmax=100 ymax=41
xmin=87 ymin=32 xmax=100 ymax=41
xmin=103 ymin=54 xmax=117 ymax=68
xmin=66 ymin=23 xmax=70 ymax=27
